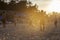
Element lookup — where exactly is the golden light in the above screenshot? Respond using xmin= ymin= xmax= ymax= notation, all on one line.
xmin=46 ymin=0 xmax=60 ymax=14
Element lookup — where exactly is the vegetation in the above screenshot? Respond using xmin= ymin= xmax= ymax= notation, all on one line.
xmin=0 ymin=0 xmax=59 ymax=30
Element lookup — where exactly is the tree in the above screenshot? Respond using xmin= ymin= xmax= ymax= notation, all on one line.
xmin=0 ymin=0 xmax=38 ymax=27
xmin=7 ymin=0 xmax=16 ymax=10
xmin=15 ymin=0 xmax=27 ymax=12
xmin=0 ymin=0 xmax=8 ymax=10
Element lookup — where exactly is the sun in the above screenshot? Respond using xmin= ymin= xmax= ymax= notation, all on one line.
xmin=46 ymin=0 xmax=60 ymax=13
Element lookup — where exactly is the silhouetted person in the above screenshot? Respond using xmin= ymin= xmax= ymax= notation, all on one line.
xmin=0 ymin=11 xmax=6 ymax=28
xmin=2 ymin=11 xmax=6 ymax=28
xmin=54 ymin=19 xmax=57 ymax=28
xmin=0 ymin=13 xmax=3 ymax=24
xmin=40 ymin=10 xmax=46 ymax=31
xmin=2 ymin=18 xmax=6 ymax=28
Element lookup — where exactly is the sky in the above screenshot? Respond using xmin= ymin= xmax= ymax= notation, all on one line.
xmin=30 ymin=0 xmax=51 ymax=10
xmin=2 ymin=0 xmax=60 ymax=13
xmin=30 ymin=0 xmax=60 ymax=13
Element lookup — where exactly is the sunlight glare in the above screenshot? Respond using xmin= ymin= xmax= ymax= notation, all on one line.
xmin=46 ymin=0 xmax=60 ymax=14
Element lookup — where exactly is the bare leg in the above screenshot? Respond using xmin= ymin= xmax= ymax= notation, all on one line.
xmin=2 ymin=20 xmax=6 ymax=28
xmin=3 ymin=23 xmax=6 ymax=28
xmin=14 ymin=20 xmax=16 ymax=27
xmin=14 ymin=22 xmax=16 ymax=27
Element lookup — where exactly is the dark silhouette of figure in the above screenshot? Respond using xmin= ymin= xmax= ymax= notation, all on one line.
xmin=13 ymin=14 xmax=16 ymax=27
xmin=40 ymin=10 xmax=46 ymax=31
xmin=54 ymin=19 xmax=57 ymax=28
xmin=0 ymin=11 xmax=6 ymax=28
xmin=0 ymin=13 xmax=3 ymax=24
xmin=2 ymin=11 xmax=6 ymax=28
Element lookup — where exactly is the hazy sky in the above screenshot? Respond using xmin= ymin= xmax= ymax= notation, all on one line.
xmin=4 ymin=0 xmax=51 ymax=11
xmin=30 ymin=0 xmax=52 ymax=12
xmin=30 ymin=0 xmax=60 ymax=12
xmin=3 ymin=0 xmax=60 ymax=12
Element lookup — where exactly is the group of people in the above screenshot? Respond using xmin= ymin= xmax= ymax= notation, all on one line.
xmin=0 ymin=10 xmax=59 ymax=29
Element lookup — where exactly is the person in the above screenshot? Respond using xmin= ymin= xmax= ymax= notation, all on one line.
xmin=0 ymin=13 xmax=3 ymax=24
xmin=54 ymin=19 xmax=57 ymax=28
xmin=2 ymin=11 xmax=6 ymax=28
xmin=2 ymin=18 xmax=6 ymax=28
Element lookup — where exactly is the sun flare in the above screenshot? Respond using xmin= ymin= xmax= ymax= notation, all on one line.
xmin=46 ymin=0 xmax=60 ymax=13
